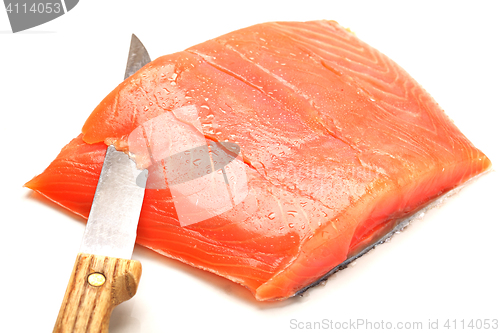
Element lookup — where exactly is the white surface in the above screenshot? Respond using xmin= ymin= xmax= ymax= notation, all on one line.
xmin=1 ymin=1 xmax=499 ymax=332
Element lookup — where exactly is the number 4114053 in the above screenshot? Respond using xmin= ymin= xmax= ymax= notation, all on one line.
xmin=444 ymin=319 xmax=498 ymax=330
xmin=5 ymin=2 xmax=62 ymax=14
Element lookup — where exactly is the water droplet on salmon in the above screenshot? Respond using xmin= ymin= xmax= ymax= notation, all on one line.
xmin=267 ymin=212 xmax=276 ymax=220
xmin=321 ymin=211 xmax=328 ymax=217
xmin=287 ymin=210 xmax=298 ymax=218
xmin=193 ymin=159 xmax=201 ymax=166
xmin=288 ymin=223 xmax=294 ymax=228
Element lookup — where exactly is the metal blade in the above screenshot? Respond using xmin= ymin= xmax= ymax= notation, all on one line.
xmin=79 ymin=146 xmax=148 ymax=259
xmin=79 ymin=35 xmax=151 ymax=259
xmin=124 ymin=34 xmax=152 ymax=80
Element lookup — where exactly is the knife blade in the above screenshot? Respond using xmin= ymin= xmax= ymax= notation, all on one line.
xmin=53 ymin=34 xmax=151 ymax=333
xmin=124 ymin=34 xmax=151 ymax=80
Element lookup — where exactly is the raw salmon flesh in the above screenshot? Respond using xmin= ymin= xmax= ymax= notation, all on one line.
xmin=25 ymin=20 xmax=491 ymax=301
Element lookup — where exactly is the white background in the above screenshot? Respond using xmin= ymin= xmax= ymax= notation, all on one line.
xmin=1 ymin=1 xmax=499 ymax=332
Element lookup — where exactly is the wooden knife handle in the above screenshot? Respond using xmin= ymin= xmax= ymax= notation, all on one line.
xmin=53 ymin=253 xmax=142 ymax=333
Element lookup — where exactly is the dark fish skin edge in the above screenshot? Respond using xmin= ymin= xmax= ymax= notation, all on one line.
xmin=292 ymin=174 xmax=482 ymax=298
xmin=294 ymin=219 xmax=410 ymax=297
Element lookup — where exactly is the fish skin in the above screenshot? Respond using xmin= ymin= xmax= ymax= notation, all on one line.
xmin=26 ymin=21 xmax=491 ymax=300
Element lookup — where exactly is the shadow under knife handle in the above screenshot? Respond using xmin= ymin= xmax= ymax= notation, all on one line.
xmin=53 ymin=253 xmax=142 ymax=333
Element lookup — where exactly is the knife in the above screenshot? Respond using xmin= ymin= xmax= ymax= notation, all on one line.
xmin=53 ymin=34 xmax=151 ymax=333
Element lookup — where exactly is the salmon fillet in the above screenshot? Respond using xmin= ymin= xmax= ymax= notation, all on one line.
xmin=25 ymin=20 xmax=491 ymax=301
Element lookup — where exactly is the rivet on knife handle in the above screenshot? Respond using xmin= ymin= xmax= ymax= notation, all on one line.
xmin=53 ymin=254 xmax=142 ymax=333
